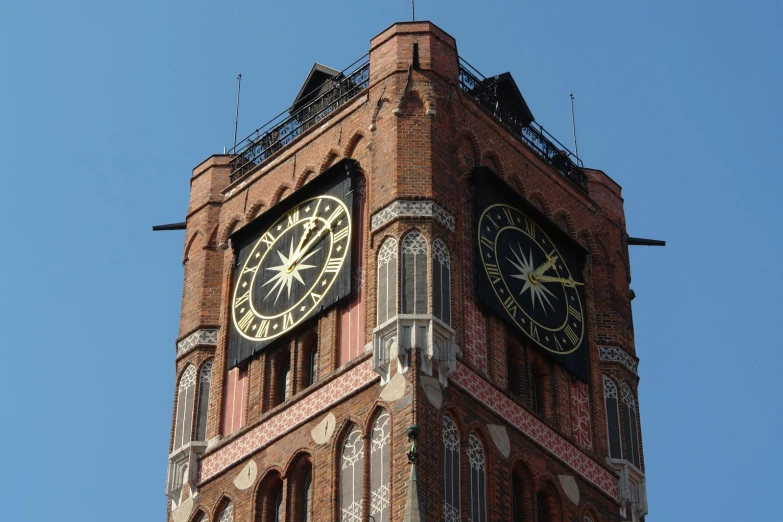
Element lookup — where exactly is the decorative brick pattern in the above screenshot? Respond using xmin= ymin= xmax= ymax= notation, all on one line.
xmin=599 ymin=346 xmax=638 ymax=375
xmin=371 ymin=200 xmax=456 ymax=232
xmin=199 ymin=360 xmax=377 ymax=482
xmin=177 ymin=329 xmax=219 ymax=357
xmin=570 ymin=380 xmax=593 ymax=450
xmin=462 ymin=198 xmax=488 ymax=373
xmin=451 ymin=363 xmax=618 ymax=500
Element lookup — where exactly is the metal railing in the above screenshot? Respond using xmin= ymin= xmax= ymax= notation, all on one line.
xmin=458 ymin=59 xmax=586 ymax=189
xmin=228 ymin=56 xmax=370 ymax=183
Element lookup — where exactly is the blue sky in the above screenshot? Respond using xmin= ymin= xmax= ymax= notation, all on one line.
xmin=1 ymin=1 xmax=780 ymax=520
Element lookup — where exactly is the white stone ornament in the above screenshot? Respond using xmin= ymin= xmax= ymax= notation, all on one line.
xmin=558 ymin=475 xmax=580 ymax=505
xmin=420 ymin=375 xmax=443 ymax=409
xmin=311 ymin=412 xmax=337 ymax=445
xmin=379 ymin=372 xmax=407 ymax=402
xmin=487 ymin=424 xmax=511 ymax=458
xmin=233 ymin=459 xmax=257 ymax=490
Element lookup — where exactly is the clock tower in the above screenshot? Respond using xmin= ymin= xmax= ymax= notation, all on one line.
xmin=165 ymin=21 xmax=650 ymax=522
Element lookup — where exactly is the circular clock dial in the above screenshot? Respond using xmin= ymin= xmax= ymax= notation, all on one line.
xmin=232 ymin=195 xmax=351 ymax=341
xmin=478 ymin=203 xmax=585 ymax=354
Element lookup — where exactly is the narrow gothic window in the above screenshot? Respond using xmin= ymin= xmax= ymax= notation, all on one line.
xmin=584 ymin=515 xmax=594 ymax=522
xmin=339 ymin=177 xmax=367 ymax=365
xmin=603 ymin=376 xmax=623 ymax=459
xmin=308 ymin=345 xmax=318 ymax=386
xmin=531 ymin=364 xmax=548 ymax=415
xmin=274 ymin=489 xmax=283 ymax=522
xmin=432 ymin=238 xmax=451 ymax=325
xmin=258 ymin=471 xmax=283 ymax=522
xmin=218 ymin=502 xmax=234 ymax=522
xmin=173 ymin=365 xmax=197 ymax=450
xmin=512 ymin=470 xmax=525 ymax=522
xmin=340 ymin=424 xmax=365 ymax=521
xmin=442 ymin=415 xmax=461 ymax=522
xmin=195 ymin=360 xmax=213 ymax=441
xmin=535 ymin=494 xmax=546 ymax=522
xmin=376 ymin=238 xmax=398 ymax=325
xmin=223 ymin=367 xmax=247 ymax=435
xmin=401 ymin=232 xmax=428 ymax=314
xmin=370 ymin=410 xmax=391 ymax=522
xmin=620 ymin=382 xmax=641 ymax=468
xmin=303 ymin=470 xmax=313 ymax=522
xmin=281 ymin=361 xmax=291 ymax=403
xmin=467 ymin=434 xmax=487 ymax=522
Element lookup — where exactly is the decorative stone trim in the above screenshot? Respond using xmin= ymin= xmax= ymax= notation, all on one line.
xmin=451 ymin=362 xmax=619 ymax=500
xmin=371 ymin=200 xmax=455 ymax=232
xmin=167 ymin=440 xmax=208 ymax=507
xmin=372 ymin=314 xmax=459 ymax=387
xmin=198 ymin=360 xmax=377 ymax=482
xmin=599 ymin=346 xmax=638 ymax=375
xmin=608 ymin=458 xmax=648 ymax=522
xmin=177 ymin=329 xmax=219 ymax=357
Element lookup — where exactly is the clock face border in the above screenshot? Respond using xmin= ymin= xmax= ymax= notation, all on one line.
xmin=472 ymin=167 xmax=590 ymax=381
xmin=226 ymin=159 xmax=357 ymax=369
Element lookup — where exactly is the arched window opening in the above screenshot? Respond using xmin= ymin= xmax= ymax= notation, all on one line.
xmin=339 ymin=175 xmax=367 ymax=365
xmin=193 ymin=511 xmax=208 ymax=522
xmin=281 ymin=361 xmax=291 ymax=403
xmin=535 ymin=494 xmax=546 ymax=522
xmin=299 ymin=330 xmax=318 ymax=389
xmin=401 ymin=232 xmax=428 ymax=315
xmin=257 ymin=471 xmax=283 ymax=522
xmin=287 ymin=454 xmax=313 ymax=522
xmin=303 ymin=470 xmax=313 ymax=522
xmin=370 ymin=409 xmax=391 ymax=522
xmin=268 ymin=349 xmax=291 ymax=410
xmin=506 ymin=335 xmax=525 ymax=397
xmin=218 ymin=502 xmax=234 ymax=522
xmin=195 ymin=360 xmax=213 ymax=441
xmin=442 ymin=415 xmax=461 ymax=522
xmin=467 ymin=434 xmax=487 ymax=522
xmin=274 ymin=489 xmax=283 ymax=522
xmin=340 ymin=424 xmax=365 ymax=521
xmin=432 ymin=238 xmax=451 ymax=325
xmin=376 ymin=238 xmax=398 ymax=325
xmin=603 ymin=376 xmax=623 ymax=459
xmin=173 ymin=365 xmax=197 ymax=450
xmin=531 ymin=361 xmax=549 ymax=416
xmin=512 ymin=466 xmax=527 ymax=522
xmin=620 ymin=383 xmax=641 ymax=468
xmin=535 ymin=491 xmax=557 ymax=522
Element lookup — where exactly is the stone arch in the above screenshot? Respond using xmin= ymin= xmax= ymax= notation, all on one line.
xmin=183 ymin=230 xmax=205 ymax=263
xmin=527 ymin=191 xmax=554 ymax=219
xmin=211 ymin=495 xmax=236 ymax=522
xmin=282 ymin=450 xmax=312 ymax=479
xmin=218 ymin=215 xmax=244 ymax=249
xmin=271 ymin=184 xmax=292 ymax=205
xmin=187 ymin=508 xmax=208 ymax=522
xmin=480 ymin=150 xmax=505 ymax=180
xmin=343 ymin=130 xmax=368 ymax=159
xmin=553 ymin=209 xmax=577 ymax=239
xmin=319 ymin=148 xmax=342 ymax=173
xmin=456 ymin=131 xmax=480 ymax=174
xmin=254 ymin=467 xmax=284 ymax=522
xmin=510 ymin=170 xmax=529 ymax=200
xmin=535 ymin=474 xmax=565 ymax=522
xmin=511 ymin=457 xmax=535 ymax=522
xmin=245 ymin=200 xmax=267 ymax=222
xmin=294 ymin=166 xmax=317 ymax=190
xmin=581 ymin=505 xmax=601 ymax=522
xmin=576 ymin=228 xmax=597 ymax=255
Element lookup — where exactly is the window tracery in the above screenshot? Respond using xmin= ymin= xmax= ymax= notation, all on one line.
xmin=173 ymin=365 xmax=197 ymax=450
xmin=340 ymin=424 xmax=365 ymax=522
xmin=377 ymin=238 xmax=398 ymax=325
xmin=370 ymin=410 xmax=391 ymax=522
xmin=467 ymin=434 xmax=487 ymax=522
xmin=195 ymin=360 xmax=213 ymax=441
xmin=401 ymin=232 xmax=428 ymax=315
xmin=603 ymin=376 xmax=623 ymax=459
xmin=442 ymin=415 xmax=461 ymax=522
xmin=432 ymin=238 xmax=451 ymax=325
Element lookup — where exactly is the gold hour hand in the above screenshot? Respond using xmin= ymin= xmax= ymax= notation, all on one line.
xmin=534 ymin=275 xmax=583 ymax=287
xmin=532 ymin=252 xmax=559 ymax=277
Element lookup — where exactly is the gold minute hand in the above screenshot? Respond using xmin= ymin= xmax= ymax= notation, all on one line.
xmin=534 ymin=275 xmax=584 ymax=287
xmin=532 ymin=252 xmax=559 ymax=277
xmin=286 ymin=210 xmax=340 ymax=269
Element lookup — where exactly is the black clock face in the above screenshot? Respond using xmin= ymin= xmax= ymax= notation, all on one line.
xmin=478 ymin=203 xmax=585 ymax=354
xmin=232 ymin=194 xmax=351 ymax=342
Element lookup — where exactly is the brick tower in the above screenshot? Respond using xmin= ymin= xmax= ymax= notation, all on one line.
xmin=165 ymin=21 xmax=649 ymax=522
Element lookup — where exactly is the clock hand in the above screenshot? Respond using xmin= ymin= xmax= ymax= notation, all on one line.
xmin=286 ymin=211 xmax=340 ymax=270
xmin=532 ymin=252 xmax=559 ymax=277
xmin=534 ymin=274 xmax=584 ymax=287
xmin=290 ymin=200 xmax=322 ymax=265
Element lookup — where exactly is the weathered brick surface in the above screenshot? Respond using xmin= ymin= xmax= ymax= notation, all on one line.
xmin=168 ymin=20 xmax=644 ymax=522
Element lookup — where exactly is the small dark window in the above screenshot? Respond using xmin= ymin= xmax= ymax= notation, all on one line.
xmin=621 ymin=383 xmax=641 ymax=468
xmin=195 ymin=360 xmax=213 ymax=441
xmin=535 ymin=494 xmax=547 ymax=522
xmin=401 ymin=232 xmax=428 ymax=314
xmin=303 ymin=470 xmax=313 ymax=522
xmin=603 ymin=376 xmax=623 ymax=459
xmin=309 ymin=347 xmax=318 ymax=386
xmin=274 ymin=489 xmax=283 ymax=522
xmin=281 ymin=362 xmax=290 ymax=403
xmin=531 ymin=366 xmax=547 ymax=415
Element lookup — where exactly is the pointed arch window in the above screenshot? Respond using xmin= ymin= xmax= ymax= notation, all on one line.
xmin=401 ymin=232 xmax=428 ymax=314
xmin=621 ymin=382 xmax=641 ymax=468
xmin=377 ymin=238 xmax=398 ymax=325
xmin=467 ymin=434 xmax=487 ymax=522
xmin=258 ymin=471 xmax=283 ymax=522
xmin=281 ymin=361 xmax=291 ymax=403
xmin=303 ymin=470 xmax=313 ymax=522
xmin=535 ymin=494 xmax=546 ymax=522
xmin=195 ymin=360 xmax=213 ymax=441
xmin=512 ymin=466 xmax=527 ymax=522
xmin=218 ymin=502 xmax=234 ymax=522
xmin=340 ymin=424 xmax=365 ymax=521
xmin=442 ymin=415 xmax=461 ymax=522
xmin=432 ymin=238 xmax=451 ymax=325
xmin=274 ymin=489 xmax=283 ymax=522
xmin=370 ymin=409 xmax=391 ymax=522
xmin=173 ymin=365 xmax=197 ymax=450
xmin=603 ymin=376 xmax=622 ymax=459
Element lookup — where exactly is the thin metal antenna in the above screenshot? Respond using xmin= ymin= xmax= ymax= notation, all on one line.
xmin=232 ymin=73 xmax=242 ymax=153
xmin=570 ymin=93 xmax=579 ymax=160
xmin=411 ymin=0 xmax=415 ymax=21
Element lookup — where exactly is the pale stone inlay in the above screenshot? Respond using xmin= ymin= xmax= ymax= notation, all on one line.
xmin=380 ymin=372 xmax=407 ymax=402
xmin=558 ymin=475 xmax=580 ymax=505
xmin=488 ymin=424 xmax=510 ymax=458
xmin=311 ymin=413 xmax=337 ymax=445
xmin=233 ymin=459 xmax=258 ymax=490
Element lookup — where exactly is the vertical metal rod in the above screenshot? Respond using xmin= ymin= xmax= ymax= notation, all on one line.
xmin=411 ymin=0 xmax=415 ymax=21
xmin=570 ymin=93 xmax=579 ymax=160
xmin=232 ymin=73 xmax=242 ymax=154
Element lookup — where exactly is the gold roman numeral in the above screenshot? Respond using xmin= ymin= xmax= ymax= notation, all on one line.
xmin=287 ymin=209 xmax=300 ymax=226
xmin=327 ymin=205 xmax=344 ymax=223
xmin=486 ymin=214 xmax=500 ymax=230
xmin=553 ymin=335 xmax=564 ymax=352
xmin=309 ymin=292 xmax=323 ymax=304
xmin=480 ymin=234 xmax=494 ymax=250
xmin=529 ymin=324 xmax=540 ymax=342
xmin=261 ymin=231 xmax=276 ymax=247
xmin=282 ymin=312 xmax=294 ymax=329
xmin=325 ymin=258 xmax=342 ymax=273
xmin=523 ymin=217 xmax=536 ymax=237
xmin=242 ymin=264 xmax=258 ymax=274
xmin=237 ymin=310 xmax=255 ymax=331
xmin=255 ymin=319 xmax=270 ymax=338
xmin=234 ymin=292 xmax=250 ymax=307
xmin=503 ymin=207 xmax=515 ymax=224
xmin=485 ymin=263 xmax=502 ymax=284
xmin=568 ymin=304 xmax=582 ymax=322
xmin=564 ymin=325 xmax=579 ymax=345
xmin=333 ymin=226 xmax=349 ymax=242
xmin=502 ymin=295 xmax=517 ymax=316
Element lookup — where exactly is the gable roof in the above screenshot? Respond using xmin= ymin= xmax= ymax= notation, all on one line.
xmin=481 ymin=72 xmax=535 ymax=127
xmin=290 ymin=63 xmax=341 ymax=114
